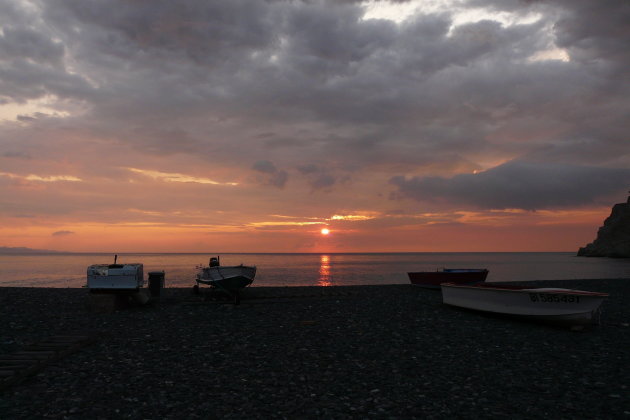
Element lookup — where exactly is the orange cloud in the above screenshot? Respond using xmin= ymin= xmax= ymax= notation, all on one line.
xmin=0 ymin=172 xmax=82 ymax=182
xmin=127 ymin=168 xmax=238 ymax=186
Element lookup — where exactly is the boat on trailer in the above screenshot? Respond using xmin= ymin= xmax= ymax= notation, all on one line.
xmin=440 ymin=282 xmax=608 ymax=326
xmin=194 ymin=256 xmax=256 ymax=304
xmin=408 ymin=268 xmax=488 ymax=289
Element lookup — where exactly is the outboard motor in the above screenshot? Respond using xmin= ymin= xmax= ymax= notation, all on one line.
xmin=209 ymin=256 xmax=220 ymax=267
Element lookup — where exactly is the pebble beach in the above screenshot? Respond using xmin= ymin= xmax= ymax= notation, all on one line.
xmin=1 ymin=279 xmax=628 ymax=419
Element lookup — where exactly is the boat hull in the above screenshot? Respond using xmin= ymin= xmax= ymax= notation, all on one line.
xmin=441 ymin=283 xmax=608 ymax=325
xmin=408 ymin=269 xmax=488 ymax=289
xmin=196 ymin=265 xmax=256 ymax=292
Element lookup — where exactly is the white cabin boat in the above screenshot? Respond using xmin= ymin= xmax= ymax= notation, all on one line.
xmin=87 ymin=258 xmax=144 ymax=290
xmin=441 ymin=283 xmax=608 ymax=325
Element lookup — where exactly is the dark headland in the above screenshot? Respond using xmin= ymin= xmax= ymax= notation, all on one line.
xmin=1 ymin=280 xmax=628 ymax=419
xmin=578 ymin=194 xmax=630 ymax=258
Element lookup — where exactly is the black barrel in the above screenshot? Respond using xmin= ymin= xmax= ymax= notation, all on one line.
xmin=148 ymin=271 xmax=165 ymax=297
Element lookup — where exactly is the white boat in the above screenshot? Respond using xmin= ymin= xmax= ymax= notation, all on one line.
xmin=87 ymin=255 xmax=144 ymax=290
xmin=440 ymin=282 xmax=609 ymax=325
xmin=195 ymin=256 xmax=256 ymax=303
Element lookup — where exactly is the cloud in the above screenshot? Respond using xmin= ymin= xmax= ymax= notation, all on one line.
xmin=52 ymin=230 xmax=74 ymax=237
xmin=390 ymin=160 xmax=630 ymax=210
xmin=0 ymin=26 xmax=65 ymax=66
xmin=252 ymin=160 xmax=288 ymax=188
xmin=0 ymin=172 xmax=82 ymax=182
xmin=252 ymin=160 xmax=278 ymax=174
xmin=297 ymin=164 xmax=337 ymax=191
xmin=128 ymin=168 xmax=238 ymax=186
xmin=3 ymin=151 xmax=31 ymax=159
xmin=16 ymin=115 xmax=37 ymax=122
xmin=0 ymin=31 xmax=93 ymax=104
xmin=2 ymin=1 xmax=627 ymax=170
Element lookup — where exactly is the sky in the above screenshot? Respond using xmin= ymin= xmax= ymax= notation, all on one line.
xmin=0 ymin=0 xmax=629 ymax=253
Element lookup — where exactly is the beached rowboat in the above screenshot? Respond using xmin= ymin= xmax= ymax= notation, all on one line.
xmin=408 ymin=268 xmax=488 ymax=289
xmin=440 ymin=282 xmax=609 ymax=325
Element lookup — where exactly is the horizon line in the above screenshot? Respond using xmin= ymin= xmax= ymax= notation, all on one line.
xmin=0 ymin=250 xmax=578 ymax=255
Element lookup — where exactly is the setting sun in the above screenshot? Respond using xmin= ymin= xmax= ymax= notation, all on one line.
xmin=321 ymin=228 xmax=330 ymax=235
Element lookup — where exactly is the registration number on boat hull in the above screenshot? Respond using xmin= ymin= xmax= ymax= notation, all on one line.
xmin=529 ymin=294 xmax=580 ymax=303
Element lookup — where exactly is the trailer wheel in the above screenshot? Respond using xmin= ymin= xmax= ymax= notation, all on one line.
xmin=192 ymin=284 xmax=199 ymax=295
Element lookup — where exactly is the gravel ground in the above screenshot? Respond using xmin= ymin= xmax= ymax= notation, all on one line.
xmin=0 ymin=279 xmax=628 ymax=419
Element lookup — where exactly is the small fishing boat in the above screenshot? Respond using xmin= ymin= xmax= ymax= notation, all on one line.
xmin=440 ymin=282 xmax=609 ymax=326
xmin=87 ymin=255 xmax=144 ymax=290
xmin=194 ymin=256 xmax=256 ymax=304
xmin=408 ymin=268 xmax=488 ymax=289
xmin=86 ymin=255 xmax=151 ymax=304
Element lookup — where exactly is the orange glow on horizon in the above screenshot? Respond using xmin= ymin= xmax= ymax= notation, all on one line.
xmin=0 ymin=205 xmax=613 ymax=253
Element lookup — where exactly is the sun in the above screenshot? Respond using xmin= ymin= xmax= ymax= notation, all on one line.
xmin=320 ymin=228 xmax=330 ymax=235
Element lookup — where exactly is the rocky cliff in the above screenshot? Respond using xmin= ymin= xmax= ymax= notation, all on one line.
xmin=578 ymin=195 xmax=630 ymax=258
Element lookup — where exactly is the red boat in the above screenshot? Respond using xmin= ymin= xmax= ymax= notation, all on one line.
xmin=408 ymin=268 xmax=488 ymax=289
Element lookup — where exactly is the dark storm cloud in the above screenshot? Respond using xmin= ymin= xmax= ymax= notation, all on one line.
xmin=54 ymin=0 xmax=276 ymax=57
xmin=0 ymin=58 xmax=93 ymax=102
xmin=0 ymin=6 xmax=93 ymax=104
xmin=552 ymin=0 xmax=630 ymax=82
xmin=4 ymin=2 xmax=624 ymax=123
xmin=0 ymin=27 xmax=64 ymax=66
xmin=22 ymin=0 xmax=542 ymax=126
xmin=473 ymin=0 xmax=630 ymax=63
xmin=390 ymin=160 xmax=630 ymax=210
xmin=3 ymin=1 xmax=628 ymax=118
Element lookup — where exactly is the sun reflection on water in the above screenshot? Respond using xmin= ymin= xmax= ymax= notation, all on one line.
xmin=318 ymin=255 xmax=332 ymax=286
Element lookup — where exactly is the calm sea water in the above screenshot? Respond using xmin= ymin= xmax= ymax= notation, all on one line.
xmin=0 ymin=252 xmax=629 ymax=288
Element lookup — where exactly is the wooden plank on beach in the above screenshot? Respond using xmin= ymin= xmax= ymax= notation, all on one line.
xmin=0 ymin=335 xmax=97 ymax=392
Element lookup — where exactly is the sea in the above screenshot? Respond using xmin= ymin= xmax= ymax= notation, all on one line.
xmin=0 ymin=252 xmax=629 ymax=288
